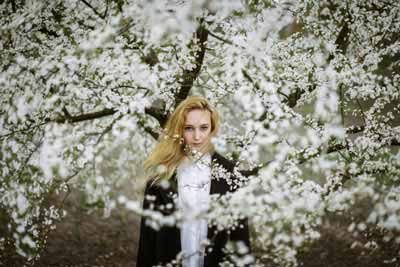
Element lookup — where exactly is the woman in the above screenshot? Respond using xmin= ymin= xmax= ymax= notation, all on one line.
xmin=137 ymin=96 xmax=251 ymax=267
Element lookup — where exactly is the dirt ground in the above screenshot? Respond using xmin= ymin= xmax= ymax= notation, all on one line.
xmin=297 ymin=217 xmax=400 ymax=267
xmin=1 ymin=192 xmax=399 ymax=267
xmin=32 ymin=207 xmax=140 ymax=267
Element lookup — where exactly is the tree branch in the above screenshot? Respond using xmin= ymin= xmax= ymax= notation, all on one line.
xmin=79 ymin=0 xmax=106 ymax=19
xmin=0 ymin=121 xmax=48 ymax=140
xmin=54 ymin=106 xmax=161 ymax=139
xmin=55 ymin=107 xmax=116 ymax=123
xmin=174 ymin=21 xmax=209 ymax=108
xmin=207 ymin=30 xmax=234 ymax=46
xmin=144 ymin=106 xmax=167 ymax=127
xmin=239 ymin=161 xmax=273 ymax=177
xmin=242 ymin=69 xmax=261 ymax=91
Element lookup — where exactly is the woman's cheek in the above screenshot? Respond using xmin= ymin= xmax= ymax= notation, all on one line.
xmin=187 ymin=134 xmax=193 ymax=143
xmin=183 ymin=134 xmax=189 ymax=144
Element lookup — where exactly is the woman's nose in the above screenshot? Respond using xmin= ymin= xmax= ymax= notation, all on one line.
xmin=194 ymin=129 xmax=200 ymax=140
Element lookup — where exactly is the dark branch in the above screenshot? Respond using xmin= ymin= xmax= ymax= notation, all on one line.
xmin=242 ymin=69 xmax=261 ymax=91
xmin=239 ymin=160 xmax=273 ymax=177
xmin=79 ymin=0 xmax=106 ymax=19
xmin=136 ymin=115 xmax=159 ymax=140
xmin=0 ymin=121 xmax=48 ymax=140
xmin=55 ymin=107 xmax=116 ymax=123
xmin=326 ymin=143 xmax=346 ymax=154
xmin=242 ymin=68 xmax=303 ymax=108
xmin=207 ymin=30 xmax=234 ymax=46
xmin=55 ymin=106 xmax=160 ymax=139
xmin=174 ymin=21 xmax=209 ymax=108
xmin=346 ymin=125 xmax=364 ymax=134
xmin=333 ymin=21 xmax=350 ymax=56
xmin=144 ymin=106 xmax=167 ymax=127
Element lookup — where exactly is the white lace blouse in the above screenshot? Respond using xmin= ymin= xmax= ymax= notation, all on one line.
xmin=177 ymin=154 xmax=212 ymax=267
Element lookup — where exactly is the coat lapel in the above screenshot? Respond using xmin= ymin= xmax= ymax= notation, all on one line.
xmin=210 ymin=152 xmax=230 ymax=195
xmin=168 ymin=151 xmax=228 ymax=195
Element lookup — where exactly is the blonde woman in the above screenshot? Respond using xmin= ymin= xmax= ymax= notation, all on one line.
xmin=136 ymin=96 xmax=251 ymax=267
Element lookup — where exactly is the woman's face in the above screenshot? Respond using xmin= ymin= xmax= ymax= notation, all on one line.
xmin=183 ymin=109 xmax=212 ymax=153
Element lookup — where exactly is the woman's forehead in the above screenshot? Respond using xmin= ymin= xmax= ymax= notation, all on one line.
xmin=185 ymin=109 xmax=211 ymax=125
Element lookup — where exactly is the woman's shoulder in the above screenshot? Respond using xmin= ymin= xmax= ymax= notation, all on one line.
xmin=144 ymin=175 xmax=177 ymax=194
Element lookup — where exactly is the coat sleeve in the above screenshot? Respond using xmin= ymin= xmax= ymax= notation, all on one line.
xmin=136 ymin=181 xmax=158 ymax=267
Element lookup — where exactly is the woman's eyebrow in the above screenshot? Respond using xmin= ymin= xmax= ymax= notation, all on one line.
xmin=184 ymin=123 xmax=209 ymax=127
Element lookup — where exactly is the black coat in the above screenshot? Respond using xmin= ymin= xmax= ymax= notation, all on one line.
xmin=136 ymin=152 xmax=251 ymax=267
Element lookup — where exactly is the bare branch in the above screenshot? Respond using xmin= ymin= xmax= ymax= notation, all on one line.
xmin=240 ymin=161 xmax=273 ymax=177
xmin=54 ymin=106 xmax=160 ymax=139
xmin=0 ymin=121 xmax=48 ymax=140
xmin=79 ymin=0 xmax=106 ymax=19
xmin=174 ymin=21 xmax=209 ymax=108
xmin=144 ymin=106 xmax=167 ymax=127
xmin=55 ymin=107 xmax=116 ymax=123
xmin=207 ymin=30 xmax=236 ymax=46
xmin=346 ymin=125 xmax=364 ymax=134
xmin=242 ymin=69 xmax=261 ymax=91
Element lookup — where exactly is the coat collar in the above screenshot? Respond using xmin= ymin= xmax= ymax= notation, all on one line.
xmin=167 ymin=151 xmax=231 ymax=196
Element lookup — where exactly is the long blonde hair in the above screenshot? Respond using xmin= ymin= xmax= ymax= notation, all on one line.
xmin=144 ymin=96 xmax=220 ymax=182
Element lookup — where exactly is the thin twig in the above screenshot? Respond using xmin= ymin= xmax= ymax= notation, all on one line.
xmin=79 ymin=0 xmax=105 ymax=19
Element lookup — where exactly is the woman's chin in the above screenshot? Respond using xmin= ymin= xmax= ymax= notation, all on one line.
xmin=186 ymin=142 xmax=212 ymax=154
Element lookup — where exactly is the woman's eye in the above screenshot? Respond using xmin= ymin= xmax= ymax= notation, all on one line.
xmin=201 ymin=126 xmax=209 ymax=131
xmin=185 ymin=127 xmax=193 ymax=131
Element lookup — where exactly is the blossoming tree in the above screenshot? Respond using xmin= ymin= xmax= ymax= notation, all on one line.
xmin=1 ymin=0 xmax=399 ymax=266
